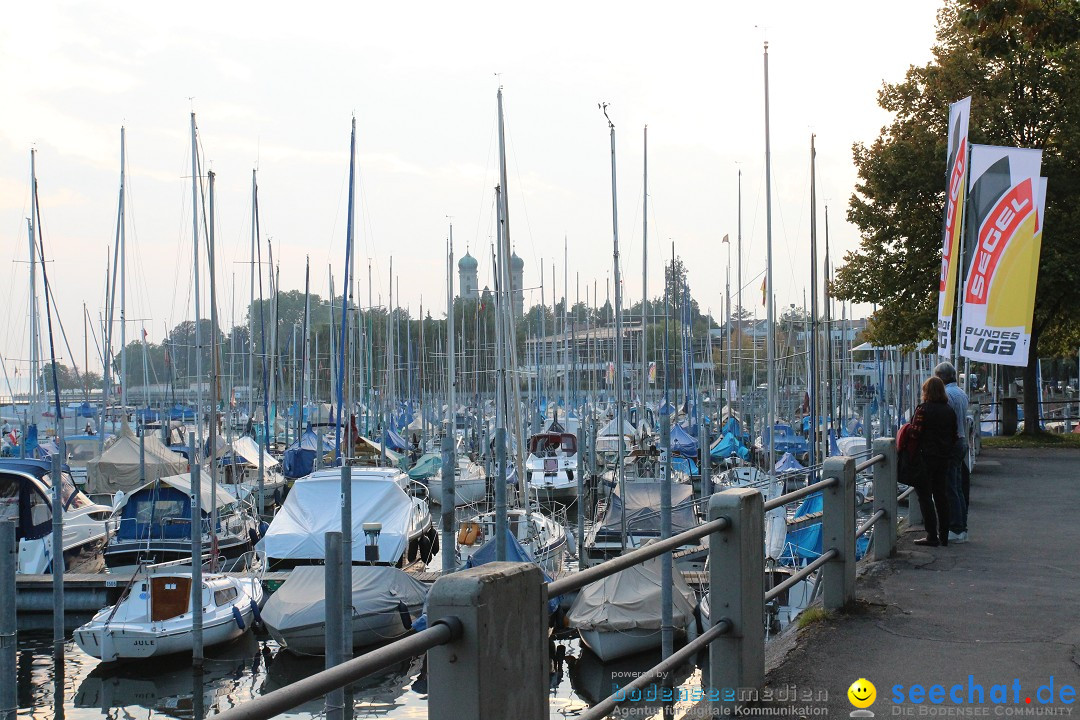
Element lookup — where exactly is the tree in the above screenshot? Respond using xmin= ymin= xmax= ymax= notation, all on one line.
xmin=833 ymin=0 xmax=1080 ymax=432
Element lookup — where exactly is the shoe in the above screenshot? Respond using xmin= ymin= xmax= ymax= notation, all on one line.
xmin=948 ymin=531 xmax=968 ymax=543
xmin=913 ymin=537 xmax=940 ymax=547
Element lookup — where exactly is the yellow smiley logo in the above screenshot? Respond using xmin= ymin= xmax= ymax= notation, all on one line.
xmin=848 ymin=678 xmax=876 ymax=709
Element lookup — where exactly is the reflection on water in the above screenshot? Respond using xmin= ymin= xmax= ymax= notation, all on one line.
xmin=16 ymin=628 xmax=704 ymax=719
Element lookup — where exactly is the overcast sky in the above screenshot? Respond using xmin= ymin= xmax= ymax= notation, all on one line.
xmin=0 ymin=1 xmax=943 ymax=387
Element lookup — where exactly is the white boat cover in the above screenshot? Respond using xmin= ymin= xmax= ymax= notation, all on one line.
xmin=259 ymin=473 xmax=413 ymax=563
xmin=229 ymin=436 xmax=281 ymax=469
xmin=261 ymin=565 xmax=428 ymax=632
xmin=567 ymin=554 xmax=696 ymax=631
xmin=597 ymin=418 xmax=636 ymax=437
xmin=835 ymin=436 xmax=868 ymax=457
xmin=85 ymin=421 xmax=188 ymax=495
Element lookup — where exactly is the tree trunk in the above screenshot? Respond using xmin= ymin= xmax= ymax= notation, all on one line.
xmin=1022 ymin=325 xmax=1041 ymax=435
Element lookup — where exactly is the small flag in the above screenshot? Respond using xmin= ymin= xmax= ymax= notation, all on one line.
xmin=761 ymin=277 xmax=767 ymax=307
xmin=142 ymin=328 xmax=148 ymax=340
xmin=607 ymin=362 xmax=615 ymax=384
xmin=648 ymin=361 xmax=656 ymax=384
xmin=722 ymin=234 xmax=729 ymax=244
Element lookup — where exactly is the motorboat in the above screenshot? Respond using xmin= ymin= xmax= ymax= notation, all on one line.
xmin=594 ymin=418 xmax=635 ymax=468
xmin=259 ymin=467 xmax=438 ymax=570
xmin=0 ymin=458 xmax=113 ymax=574
xmin=74 ymin=565 xmax=263 ymax=662
xmin=61 ymin=434 xmax=114 ymax=488
xmin=524 ymin=431 xmax=579 ymax=503
xmin=456 ymin=506 xmax=567 ymax=577
xmin=104 ymin=473 xmax=258 ymax=573
xmin=261 ymin=565 xmax=429 ymax=655
xmin=566 ymin=553 xmax=697 ymax=662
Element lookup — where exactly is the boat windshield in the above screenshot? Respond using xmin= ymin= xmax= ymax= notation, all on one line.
xmin=40 ymin=471 xmax=92 ymax=510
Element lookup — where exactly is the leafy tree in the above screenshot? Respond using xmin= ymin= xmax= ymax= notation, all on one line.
xmin=833 ymin=0 xmax=1080 ymax=432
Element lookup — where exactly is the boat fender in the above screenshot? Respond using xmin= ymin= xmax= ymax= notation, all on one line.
xmin=457 ymin=521 xmax=481 ymax=547
xmin=232 ymin=605 xmax=246 ymax=631
xmin=258 ymin=521 xmax=270 ymax=538
xmin=396 ymin=600 xmax=412 ymax=632
xmin=565 ymin=529 xmax=577 ymax=557
xmin=430 ymin=531 xmax=440 ymax=558
xmin=248 ymin=598 xmax=263 ymax=628
xmin=418 ymin=533 xmax=433 ymax=563
xmin=248 ymin=528 xmax=260 ymax=548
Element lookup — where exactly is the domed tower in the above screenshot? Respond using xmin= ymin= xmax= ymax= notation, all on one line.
xmin=510 ymin=251 xmax=524 ymax=318
xmin=458 ymin=250 xmax=479 ymax=301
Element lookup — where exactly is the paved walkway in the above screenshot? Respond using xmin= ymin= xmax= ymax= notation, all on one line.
xmin=687 ymin=447 xmax=1080 ymax=718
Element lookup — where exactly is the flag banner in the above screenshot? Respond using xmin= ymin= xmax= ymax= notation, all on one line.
xmin=760 ymin=277 xmax=767 ymax=307
xmin=607 ymin=361 xmax=615 ymax=384
xmin=648 ymin=361 xmax=656 ymax=384
xmin=937 ymin=96 xmax=971 ymax=358
xmin=959 ymin=145 xmax=1044 ymax=366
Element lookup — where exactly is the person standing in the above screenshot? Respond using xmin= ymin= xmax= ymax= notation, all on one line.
xmin=910 ymin=376 xmax=957 ymax=547
xmin=934 ymin=362 xmax=969 ymax=543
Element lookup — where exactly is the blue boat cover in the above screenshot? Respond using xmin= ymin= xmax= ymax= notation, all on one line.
xmin=710 ymin=431 xmax=750 ymax=461
xmin=774 ymin=452 xmax=805 ymax=474
xmin=383 ymin=428 xmax=408 ymax=453
xmin=670 ymin=456 xmax=698 ymax=476
xmin=466 ymin=528 xmax=559 ymax=612
xmin=669 ymin=423 xmax=699 ymax=456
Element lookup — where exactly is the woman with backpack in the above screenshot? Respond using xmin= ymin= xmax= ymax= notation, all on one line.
xmin=902 ymin=376 xmax=958 ymax=547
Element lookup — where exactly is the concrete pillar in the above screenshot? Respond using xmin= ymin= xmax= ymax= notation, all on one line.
xmin=872 ymin=437 xmax=897 ymax=561
xmin=821 ymin=456 xmax=856 ymax=611
xmin=1 ymin=520 xmax=15 ymax=720
xmin=324 ymin=531 xmax=344 ymax=720
xmin=427 ymin=562 xmax=547 ymax=720
xmin=708 ymin=488 xmax=764 ymax=712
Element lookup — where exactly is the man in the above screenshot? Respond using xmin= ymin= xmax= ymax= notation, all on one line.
xmin=934 ymin=361 xmax=968 ymax=543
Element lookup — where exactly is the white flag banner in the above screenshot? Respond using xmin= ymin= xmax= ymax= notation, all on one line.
xmin=937 ymin=97 xmax=971 ymax=359
xmin=959 ymin=145 xmax=1044 ymax=366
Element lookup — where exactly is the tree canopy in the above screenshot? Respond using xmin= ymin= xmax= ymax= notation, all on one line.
xmin=833 ymin=0 xmax=1080 ymax=428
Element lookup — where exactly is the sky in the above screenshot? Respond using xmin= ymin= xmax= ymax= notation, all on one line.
xmin=0 ymin=0 xmax=944 ymax=388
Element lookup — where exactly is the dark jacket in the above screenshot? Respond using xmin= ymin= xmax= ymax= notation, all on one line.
xmin=912 ymin=401 xmax=957 ymax=460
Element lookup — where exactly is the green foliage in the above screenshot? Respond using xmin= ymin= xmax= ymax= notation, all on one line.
xmin=981 ymin=431 xmax=1080 ymax=448
xmin=835 ymin=0 xmax=1080 ymax=355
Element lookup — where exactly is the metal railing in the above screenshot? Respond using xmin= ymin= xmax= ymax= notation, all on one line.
xmin=211 ymin=435 xmax=902 ymax=720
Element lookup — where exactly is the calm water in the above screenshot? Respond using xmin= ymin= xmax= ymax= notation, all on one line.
xmin=15 ymin=628 xmax=706 ymax=719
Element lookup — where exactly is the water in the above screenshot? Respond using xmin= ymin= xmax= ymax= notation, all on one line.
xmin=14 ymin=629 xmax=704 ymax=719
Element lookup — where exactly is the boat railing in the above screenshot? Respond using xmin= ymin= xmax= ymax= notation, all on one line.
xmin=212 ymin=437 xmax=904 ymax=720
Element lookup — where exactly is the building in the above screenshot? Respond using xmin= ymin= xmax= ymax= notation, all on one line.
xmin=458 ymin=250 xmax=479 ymax=301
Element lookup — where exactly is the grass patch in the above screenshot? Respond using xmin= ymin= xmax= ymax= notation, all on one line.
xmin=797 ymin=607 xmax=828 ymax=629
xmin=982 ymin=432 xmax=1080 ymax=449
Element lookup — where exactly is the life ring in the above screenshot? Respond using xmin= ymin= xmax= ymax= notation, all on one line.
xmin=457 ymin=521 xmax=482 ymax=546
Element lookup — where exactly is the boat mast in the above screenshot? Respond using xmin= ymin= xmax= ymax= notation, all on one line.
xmin=737 ymin=169 xmax=743 ymax=422
xmin=763 ymin=42 xmax=778 ymax=474
xmin=601 ymin=102 xmax=627 ymax=550
xmin=809 ymin=135 xmax=820 ymax=472
xmin=641 ymin=125 xmax=648 ymax=429
xmin=190 ymin=113 xmax=204 ymax=451
xmin=335 ymin=117 xmax=356 ymax=463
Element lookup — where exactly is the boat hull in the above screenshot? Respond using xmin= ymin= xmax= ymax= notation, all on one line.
xmin=268 ymin=609 xmax=415 ymax=655
xmin=578 ymin=627 xmax=668 ymax=663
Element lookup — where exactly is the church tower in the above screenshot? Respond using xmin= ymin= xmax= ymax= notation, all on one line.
xmin=458 ymin=250 xmax=479 ymax=301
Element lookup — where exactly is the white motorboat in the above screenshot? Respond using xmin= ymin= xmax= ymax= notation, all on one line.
xmin=524 ymin=431 xmax=579 ymax=503
xmin=567 ymin=553 xmax=697 ymax=662
xmin=0 ymin=458 xmax=113 ymax=574
xmin=260 ymin=467 xmax=438 ymax=570
xmin=261 ymin=565 xmax=429 ymax=655
xmin=456 ymin=506 xmax=567 ymax=577
xmin=74 ymin=566 xmax=263 ymax=662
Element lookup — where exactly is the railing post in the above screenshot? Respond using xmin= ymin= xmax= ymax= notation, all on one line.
xmin=821 ymin=456 xmax=855 ymax=611
xmin=1 ymin=520 xmax=15 ymax=720
xmin=708 ymin=488 xmax=764 ymax=712
xmin=427 ymin=562 xmax=547 ymax=720
xmin=872 ymin=438 xmax=897 ymax=561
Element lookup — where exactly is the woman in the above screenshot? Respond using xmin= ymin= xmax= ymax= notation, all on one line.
xmin=909 ymin=376 xmax=957 ymax=547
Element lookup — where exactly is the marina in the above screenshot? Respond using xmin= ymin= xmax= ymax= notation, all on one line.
xmin=4 ymin=1 xmax=1080 ymax=718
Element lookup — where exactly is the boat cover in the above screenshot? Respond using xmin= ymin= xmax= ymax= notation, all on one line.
xmin=261 ymin=565 xmax=428 ymax=632
xmin=599 ymin=482 xmax=696 ymax=535
xmin=710 ymin=432 xmax=750 ymax=460
xmin=227 ymin=435 xmax=280 ymax=469
xmin=597 ymin=418 xmax=635 ymax=438
xmin=774 ymin=452 xmax=805 ymax=475
xmin=567 ymin=554 xmax=696 ymax=631
xmin=85 ymin=421 xmax=188 ymax=495
xmin=669 ymin=423 xmax=699 ymax=456
xmin=259 ymin=473 xmax=413 ymax=563
xmin=408 ymin=453 xmax=441 ymax=480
